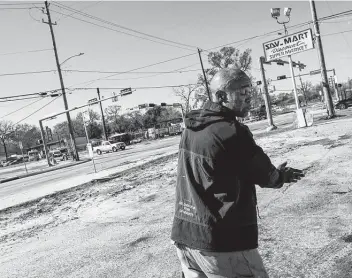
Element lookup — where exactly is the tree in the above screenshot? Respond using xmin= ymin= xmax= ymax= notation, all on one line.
xmin=0 ymin=120 xmax=15 ymax=160
xmin=74 ymin=110 xmax=102 ymax=139
xmin=298 ymin=80 xmax=313 ymax=104
xmin=53 ymin=121 xmax=69 ymax=139
xmin=14 ymin=124 xmax=41 ymax=149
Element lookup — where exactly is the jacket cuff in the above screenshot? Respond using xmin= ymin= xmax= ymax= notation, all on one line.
xmin=265 ymin=168 xmax=284 ymax=188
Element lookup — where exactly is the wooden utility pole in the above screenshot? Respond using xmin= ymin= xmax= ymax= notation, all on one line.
xmin=197 ymin=48 xmax=212 ymax=101
xmin=259 ymin=57 xmax=276 ymax=130
xmin=97 ymin=88 xmax=108 ymax=140
xmin=310 ymin=0 xmax=335 ymax=117
xmin=43 ymin=1 xmax=80 ymax=160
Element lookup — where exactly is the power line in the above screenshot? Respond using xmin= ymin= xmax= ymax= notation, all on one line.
xmin=56 ymin=1 xmax=103 ymax=22
xmin=0 ymin=3 xmax=42 ymax=5
xmin=0 ymin=70 xmax=56 ymax=77
xmin=49 ymin=8 xmax=195 ymax=52
xmin=0 ymin=89 xmax=61 ymax=100
xmin=0 ymin=48 xmax=52 ymax=56
xmin=71 ymin=84 xmax=199 ymax=91
xmin=0 ymin=96 xmax=46 ymax=103
xmin=67 ymin=52 xmax=197 ymax=88
xmin=0 ymin=98 xmax=45 ymax=119
xmin=52 ymin=1 xmax=197 ymax=50
xmin=12 ymin=96 xmax=61 ymax=126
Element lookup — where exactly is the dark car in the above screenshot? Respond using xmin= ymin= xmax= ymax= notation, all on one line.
xmin=335 ymin=98 xmax=352 ymax=109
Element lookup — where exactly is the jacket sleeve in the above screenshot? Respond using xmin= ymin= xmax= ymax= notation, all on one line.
xmin=242 ymin=145 xmax=284 ymax=188
xmin=235 ymin=125 xmax=284 ymax=188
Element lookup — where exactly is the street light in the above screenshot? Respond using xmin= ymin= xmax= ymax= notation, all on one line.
xmin=60 ymin=52 xmax=84 ymax=67
xmin=271 ymin=7 xmax=291 ymax=35
xmin=270 ymin=7 xmax=300 ymax=111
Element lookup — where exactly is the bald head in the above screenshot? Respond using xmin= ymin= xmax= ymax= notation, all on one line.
xmin=209 ymin=68 xmax=252 ymax=117
xmin=210 ymin=68 xmax=251 ymax=98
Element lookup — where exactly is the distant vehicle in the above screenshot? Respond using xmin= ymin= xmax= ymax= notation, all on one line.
xmin=168 ymin=123 xmax=183 ymax=136
xmin=49 ymin=149 xmax=63 ymax=158
xmin=28 ymin=150 xmax=40 ymax=162
xmin=335 ymin=98 xmax=352 ymax=109
xmin=92 ymin=140 xmax=126 ymax=155
xmin=109 ymin=133 xmax=131 ymax=145
xmin=130 ymin=138 xmax=142 ymax=144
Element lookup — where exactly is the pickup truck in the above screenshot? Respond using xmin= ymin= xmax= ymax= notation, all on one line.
xmin=92 ymin=140 xmax=126 ymax=155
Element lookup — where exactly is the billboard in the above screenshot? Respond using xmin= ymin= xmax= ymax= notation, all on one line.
xmin=263 ymin=29 xmax=314 ymax=62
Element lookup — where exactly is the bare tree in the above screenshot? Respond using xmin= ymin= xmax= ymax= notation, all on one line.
xmin=0 ymin=120 xmax=14 ymax=160
xmin=173 ymin=85 xmax=199 ymax=113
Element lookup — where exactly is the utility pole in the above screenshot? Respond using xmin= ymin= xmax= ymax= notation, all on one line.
xmin=197 ymin=48 xmax=212 ymax=101
xmin=310 ymin=0 xmax=335 ymax=117
xmin=43 ymin=1 xmax=80 ymax=160
xmin=259 ymin=57 xmax=277 ymax=130
xmin=97 ymin=88 xmax=108 ymax=140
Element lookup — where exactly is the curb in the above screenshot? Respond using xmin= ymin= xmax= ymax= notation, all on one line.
xmin=0 ymin=159 xmax=91 ymax=184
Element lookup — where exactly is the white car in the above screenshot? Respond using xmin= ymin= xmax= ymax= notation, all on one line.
xmin=93 ymin=140 xmax=126 ymax=155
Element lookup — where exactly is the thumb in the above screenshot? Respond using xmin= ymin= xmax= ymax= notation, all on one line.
xmin=278 ymin=161 xmax=287 ymax=169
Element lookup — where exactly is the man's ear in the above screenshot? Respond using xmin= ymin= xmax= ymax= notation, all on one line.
xmin=215 ymin=90 xmax=228 ymax=104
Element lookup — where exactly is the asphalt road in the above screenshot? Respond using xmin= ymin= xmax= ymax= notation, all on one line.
xmin=2 ymin=107 xmax=350 ymax=210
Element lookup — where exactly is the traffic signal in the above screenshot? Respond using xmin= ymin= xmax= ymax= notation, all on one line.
xmin=46 ymin=127 xmax=53 ymax=141
xmin=277 ymin=75 xmax=287 ymax=80
xmin=276 ymin=61 xmax=285 ymax=66
xmin=148 ymin=103 xmax=156 ymax=107
xmin=256 ymin=81 xmax=262 ymax=85
xmin=160 ymin=103 xmax=167 ymax=106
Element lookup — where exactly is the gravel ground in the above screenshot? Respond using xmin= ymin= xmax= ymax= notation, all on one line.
xmin=1 ymin=118 xmax=352 ymax=278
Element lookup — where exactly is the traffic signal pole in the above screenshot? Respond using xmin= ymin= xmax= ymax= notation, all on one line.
xmin=97 ymin=88 xmax=108 ymax=140
xmin=259 ymin=57 xmax=277 ymax=130
xmin=39 ymin=120 xmax=51 ymax=166
xmin=281 ymin=23 xmax=300 ymax=109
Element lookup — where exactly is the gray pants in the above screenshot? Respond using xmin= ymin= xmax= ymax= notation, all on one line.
xmin=175 ymin=243 xmax=269 ymax=278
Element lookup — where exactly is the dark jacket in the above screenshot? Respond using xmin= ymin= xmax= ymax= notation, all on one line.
xmin=171 ymin=102 xmax=280 ymax=252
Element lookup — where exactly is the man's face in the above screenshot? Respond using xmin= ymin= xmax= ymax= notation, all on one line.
xmin=224 ymin=84 xmax=252 ymax=117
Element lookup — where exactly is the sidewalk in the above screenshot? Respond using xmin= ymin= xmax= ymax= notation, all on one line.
xmin=0 ymin=115 xmax=352 ymax=278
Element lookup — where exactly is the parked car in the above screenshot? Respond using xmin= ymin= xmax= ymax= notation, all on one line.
xmin=335 ymin=98 xmax=352 ymax=109
xmin=92 ymin=140 xmax=126 ymax=155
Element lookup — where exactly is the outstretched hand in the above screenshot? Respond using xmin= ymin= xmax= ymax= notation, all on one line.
xmin=277 ymin=162 xmax=305 ymax=184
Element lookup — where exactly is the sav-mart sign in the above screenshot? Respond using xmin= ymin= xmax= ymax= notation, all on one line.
xmin=263 ymin=29 xmax=314 ymax=62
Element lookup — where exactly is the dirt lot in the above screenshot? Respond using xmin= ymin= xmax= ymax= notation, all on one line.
xmin=1 ymin=118 xmax=352 ymax=278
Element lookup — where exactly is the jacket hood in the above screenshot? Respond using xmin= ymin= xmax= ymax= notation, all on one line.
xmin=185 ymin=101 xmax=237 ymax=131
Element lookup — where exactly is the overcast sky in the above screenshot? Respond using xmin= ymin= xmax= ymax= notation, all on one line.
xmin=0 ymin=0 xmax=351 ymax=127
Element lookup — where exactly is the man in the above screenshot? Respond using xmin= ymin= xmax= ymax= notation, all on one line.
xmin=171 ymin=68 xmax=304 ymax=278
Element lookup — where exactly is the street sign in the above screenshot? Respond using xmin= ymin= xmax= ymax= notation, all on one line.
xmin=310 ymin=69 xmax=321 ymax=75
xmin=19 ymin=141 xmax=23 ymax=149
xmin=263 ymin=29 xmax=314 ymax=62
xmin=120 ymin=87 xmax=133 ymax=96
xmin=88 ymin=98 xmax=98 ymax=105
